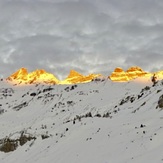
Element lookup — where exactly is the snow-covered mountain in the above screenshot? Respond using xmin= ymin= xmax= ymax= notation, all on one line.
xmin=0 ymin=77 xmax=163 ymax=163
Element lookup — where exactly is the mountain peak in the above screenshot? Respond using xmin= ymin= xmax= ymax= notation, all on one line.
xmin=114 ymin=67 xmax=124 ymax=73
xmin=6 ymin=66 xmax=163 ymax=85
xmin=7 ymin=68 xmax=59 ymax=85
xmin=60 ymin=70 xmax=102 ymax=84
xmin=109 ymin=67 xmax=128 ymax=81
xmin=109 ymin=66 xmax=149 ymax=82
xmin=67 ymin=70 xmax=83 ymax=79
xmin=7 ymin=67 xmax=28 ymax=81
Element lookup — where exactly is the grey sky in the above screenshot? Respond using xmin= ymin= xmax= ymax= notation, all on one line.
xmin=0 ymin=0 xmax=163 ymax=79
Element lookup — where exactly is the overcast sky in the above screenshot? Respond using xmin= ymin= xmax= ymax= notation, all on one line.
xmin=0 ymin=0 xmax=163 ymax=79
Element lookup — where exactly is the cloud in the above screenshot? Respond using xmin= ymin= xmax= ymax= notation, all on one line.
xmin=0 ymin=0 xmax=163 ymax=79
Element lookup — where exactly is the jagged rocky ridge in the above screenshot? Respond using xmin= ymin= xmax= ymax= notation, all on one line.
xmin=6 ymin=66 xmax=163 ymax=85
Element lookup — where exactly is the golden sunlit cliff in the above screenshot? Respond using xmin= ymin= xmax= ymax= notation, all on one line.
xmin=60 ymin=70 xmax=102 ymax=84
xmin=5 ymin=66 xmax=163 ymax=85
xmin=109 ymin=66 xmax=153 ymax=82
xmin=7 ymin=68 xmax=59 ymax=85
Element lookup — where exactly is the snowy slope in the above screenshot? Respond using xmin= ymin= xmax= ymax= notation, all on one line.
xmin=0 ymin=78 xmax=163 ymax=163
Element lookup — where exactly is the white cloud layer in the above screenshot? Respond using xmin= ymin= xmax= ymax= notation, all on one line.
xmin=0 ymin=0 xmax=163 ymax=79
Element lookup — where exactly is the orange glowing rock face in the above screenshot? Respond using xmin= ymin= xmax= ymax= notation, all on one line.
xmin=61 ymin=70 xmax=102 ymax=84
xmin=109 ymin=66 xmax=151 ymax=82
xmin=7 ymin=68 xmax=59 ymax=85
xmin=109 ymin=67 xmax=129 ymax=81
xmin=67 ymin=70 xmax=83 ymax=80
xmin=6 ymin=66 xmax=163 ymax=85
xmin=7 ymin=68 xmax=28 ymax=81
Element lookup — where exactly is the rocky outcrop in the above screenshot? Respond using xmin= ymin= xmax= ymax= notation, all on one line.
xmin=0 ymin=133 xmax=36 ymax=153
xmin=126 ymin=66 xmax=147 ymax=79
xmin=7 ymin=68 xmax=59 ymax=85
xmin=6 ymin=66 xmax=163 ymax=85
xmin=61 ymin=70 xmax=102 ymax=84
xmin=109 ymin=67 xmax=129 ymax=81
xmin=109 ymin=66 xmax=148 ymax=82
xmin=158 ymin=95 xmax=163 ymax=109
xmin=7 ymin=68 xmax=28 ymax=81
